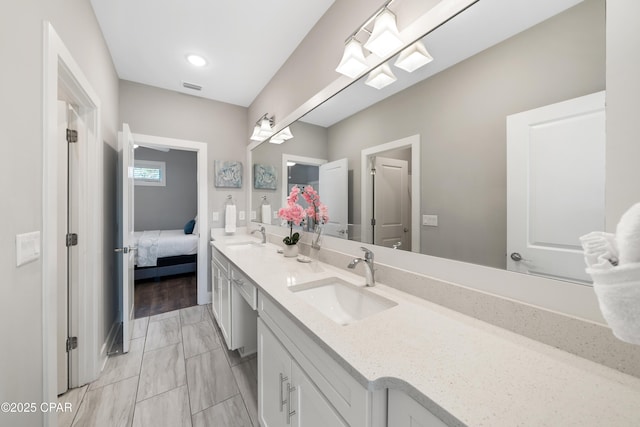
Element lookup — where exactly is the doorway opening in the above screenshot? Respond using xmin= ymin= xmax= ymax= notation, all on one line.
xmin=116 ymin=130 xmax=209 ymax=353
xmin=361 ymin=135 xmax=421 ymax=252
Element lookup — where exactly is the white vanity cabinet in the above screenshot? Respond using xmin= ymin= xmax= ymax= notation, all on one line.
xmin=388 ymin=389 xmax=448 ymax=427
xmin=258 ymin=318 xmax=347 ymax=427
xmin=258 ymin=292 xmax=386 ymax=427
xmin=211 ymin=246 xmax=257 ymax=357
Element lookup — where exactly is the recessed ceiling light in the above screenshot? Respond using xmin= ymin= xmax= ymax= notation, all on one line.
xmin=186 ymin=54 xmax=207 ymax=67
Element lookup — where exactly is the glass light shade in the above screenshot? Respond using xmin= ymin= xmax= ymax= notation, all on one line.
xmin=277 ymin=126 xmax=294 ymax=140
xmin=365 ymin=62 xmax=397 ymax=89
xmin=250 ymin=124 xmax=263 ymax=141
xmin=269 ymin=136 xmax=285 ymax=144
xmin=336 ymin=38 xmax=368 ymax=78
xmin=364 ymin=9 xmax=403 ymax=58
xmin=394 ymin=41 xmax=433 ymax=72
xmin=258 ymin=117 xmax=274 ymax=139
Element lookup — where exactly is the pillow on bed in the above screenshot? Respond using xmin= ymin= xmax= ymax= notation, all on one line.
xmin=184 ymin=219 xmax=196 ymax=234
xmin=193 ymin=216 xmax=199 ymax=235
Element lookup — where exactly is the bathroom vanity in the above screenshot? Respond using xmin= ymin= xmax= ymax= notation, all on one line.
xmin=211 ymin=235 xmax=640 ymax=426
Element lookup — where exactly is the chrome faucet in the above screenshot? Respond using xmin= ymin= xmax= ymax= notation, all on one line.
xmin=347 ymin=247 xmax=375 ymax=286
xmin=251 ymin=226 xmax=266 ymax=244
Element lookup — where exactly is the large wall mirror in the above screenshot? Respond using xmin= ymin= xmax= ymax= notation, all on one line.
xmin=250 ymin=0 xmax=605 ymax=285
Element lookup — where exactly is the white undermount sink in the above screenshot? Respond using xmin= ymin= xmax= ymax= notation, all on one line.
xmin=225 ymin=240 xmax=264 ymax=249
xmin=290 ymin=277 xmax=397 ymax=325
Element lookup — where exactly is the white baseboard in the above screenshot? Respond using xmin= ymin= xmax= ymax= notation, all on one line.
xmin=100 ymin=318 xmax=120 ymax=371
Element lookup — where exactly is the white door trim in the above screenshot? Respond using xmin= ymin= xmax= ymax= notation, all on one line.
xmin=361 ymin=135 xmax=420 ymax=252
xmin=43 ymin=22 xmax=103 ymax=426
xmin=281 ymin=154 xmax=327 ymax=213
xmin=131 ymin=133 xmax=210 ymax=304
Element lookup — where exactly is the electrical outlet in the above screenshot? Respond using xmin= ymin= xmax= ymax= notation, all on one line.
xmin=250 ymin=211 xmax=256 ymax=220
xmin=239 ymin=211 xmax=246 ymax=220
xmin=273 ymin=211 xmax=279 ymax=219
xmin=422 ymin=214 xmax=438 ymax=227
xmin=212 ymin=211 xmax=219 ymax=221
xmin=16 ymin=231 xmax=40 ymax=266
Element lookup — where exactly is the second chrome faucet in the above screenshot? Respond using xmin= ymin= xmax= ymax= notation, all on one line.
xmin=347 ymin=247 xmax=375 ymax=286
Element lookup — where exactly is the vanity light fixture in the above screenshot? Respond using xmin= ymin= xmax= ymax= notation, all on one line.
xmin=250 ymin=114 xmax=275 ymax=142
xmin=335 ymin=37 xmax=368 ymax=78
xmin=269 ymin=126 xmax=294 ymax=144
xmin=394 ymin=40 xmax=433 ymax=72
xmin=186 ymin=54 xmax=207 ymax=67
xmin=365 ymin=62 xmax=397 ymax=89
xmin=336 ymin=0 xmax=403 ymax=79
xmin=364 ymin=8 xmax=403 ymax=58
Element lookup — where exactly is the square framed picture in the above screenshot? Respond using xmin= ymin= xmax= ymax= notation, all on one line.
xmin=214 ymin=160 xmax=243 ymax=188
xmin=254 ymin=164 xmax=277 ymax=189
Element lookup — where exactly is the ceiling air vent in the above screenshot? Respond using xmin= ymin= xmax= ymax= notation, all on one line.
xmin=182 ymin=81 xmax=202 ymax=91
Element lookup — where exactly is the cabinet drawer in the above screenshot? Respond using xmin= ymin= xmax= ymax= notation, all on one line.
xmin=231 ymin=268 xmax=257 ymax=309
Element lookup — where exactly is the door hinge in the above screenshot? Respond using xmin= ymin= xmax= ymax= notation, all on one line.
xmin=66 ymin=336 xmax=78 ymax=352
xmin=66 ymin=233 xmax=78 ymax=247
xmin=66 ymin=129 xmax=78 ymax=143
xmin=370 ymin=218 xmax=376 ymax=226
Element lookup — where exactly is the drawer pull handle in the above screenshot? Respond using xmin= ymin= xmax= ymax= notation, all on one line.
xmin=279 ymin=373 xmax=288 ymax=412
xmin=286 ymin=382 xmax=296 ymax=424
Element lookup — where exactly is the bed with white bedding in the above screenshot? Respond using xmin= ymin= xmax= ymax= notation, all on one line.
xmin=134 ymin=229 xmax=199 ymax=280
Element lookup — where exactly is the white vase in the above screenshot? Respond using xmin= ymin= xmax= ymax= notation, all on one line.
xmin=283 ymin=244 xmax=299 ymax=257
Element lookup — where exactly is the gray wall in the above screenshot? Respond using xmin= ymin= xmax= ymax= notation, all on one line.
xmin=327 ymin=0 xmax=605 ymax=269
xmin=134 ymin=148 xmax=198 ymax=231
xmin=606 ymin=0 xmax=640 ymax=230
xmin=119 ymin=80 xmax=248 ymax=231
xmin=0 ymin=1 xmax=119 ymax=425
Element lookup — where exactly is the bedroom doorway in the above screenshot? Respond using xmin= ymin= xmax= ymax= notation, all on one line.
xmin=116 ymin=129 xmax=209 ymax=352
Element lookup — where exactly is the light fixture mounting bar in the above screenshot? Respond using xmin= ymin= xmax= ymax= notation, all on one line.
xmin=344 ymin=0 xmax=396 ymax=43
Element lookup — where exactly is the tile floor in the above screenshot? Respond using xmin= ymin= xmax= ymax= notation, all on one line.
xmin=58 ymin=304 xmax=258 ymax=427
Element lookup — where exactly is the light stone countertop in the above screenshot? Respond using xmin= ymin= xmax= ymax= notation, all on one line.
xmin=211 ymin=237 xmax=640 ymax=426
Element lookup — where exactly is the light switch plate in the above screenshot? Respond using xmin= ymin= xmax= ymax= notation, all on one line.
xmin=239 ymin=211 xmax=246 ymax=220
xmin=212 ymin=211 xmax=219 ymax=221
xmin=422 ymin=214 xmax=438 ymax=227
xmin=16 ymin=231 xmax=41 ymax=267
xmin=250 ymin=211 xmax=256 ymax=220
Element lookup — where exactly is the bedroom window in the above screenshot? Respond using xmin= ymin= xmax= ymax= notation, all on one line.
xmin=134 ymin=160 xmax=166 ymax=186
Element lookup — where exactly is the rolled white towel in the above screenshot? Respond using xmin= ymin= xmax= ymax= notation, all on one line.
xmin=261 ymin=204 xmax=271 ymax=225
xmin=225 ymin=204 xmax=237 ymax=233
xmin=589 ymin=263 xmax=640 ymax=345
xmin=579 ymin=231 xmax=618 ymax=270
xmin=616 ymin=202 xmax=640 ymax=265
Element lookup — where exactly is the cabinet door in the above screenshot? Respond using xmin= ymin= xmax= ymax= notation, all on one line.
xmin=218 ymin=270 xmax=232 ymax=348
xmin=291 ymin=360 xmax=348 ymax=427
xmin=258 ymin=319 xmax=291 ymax=427
xmin=211 ymin=262 xmax=221 ymax=321
xmin=388 ymin=389 xmax=447 ymax=427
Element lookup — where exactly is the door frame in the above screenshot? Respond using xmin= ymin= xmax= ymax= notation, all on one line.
xmin=131 ymin=133 xmax=210 ymax=304
xmin=280 ymin=154 xmax=327 ymax=212
xmin=361 ymin=135 xmax=420 ymax=252
xmin=43 ymin=21 xmax=103 ymax=423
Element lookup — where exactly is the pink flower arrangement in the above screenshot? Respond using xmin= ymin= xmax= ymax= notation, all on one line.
xmin=301 ymin=185 xmax=329 ymax=225
xmin=278 ymin=186 xmax=306 ymax=245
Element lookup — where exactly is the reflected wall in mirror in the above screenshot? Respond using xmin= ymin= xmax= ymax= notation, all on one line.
xmin=250 ymin=0 xmax=606 ymax=284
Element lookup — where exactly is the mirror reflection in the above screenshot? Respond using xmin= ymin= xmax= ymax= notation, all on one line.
xmin=251 ymin=0 xmax=605 ymax=284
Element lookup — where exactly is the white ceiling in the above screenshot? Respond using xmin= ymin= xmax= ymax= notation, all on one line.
xmin=90 ymin=0 xmax=335 ymax=107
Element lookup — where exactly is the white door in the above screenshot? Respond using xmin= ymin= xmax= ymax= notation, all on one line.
xmin=319 ymin=158 xmax=348 ymax=239
xmin=373 ymin=156 xmax=410 ymax=249
xmin=507 ymin=91 xmax=605 ymax=283
xmin=117 ymin=123 xmax=136 ymax=353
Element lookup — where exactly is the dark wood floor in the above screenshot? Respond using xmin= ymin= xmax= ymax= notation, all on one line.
xmin=134 ymin=273 xmax=197 ymax=318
